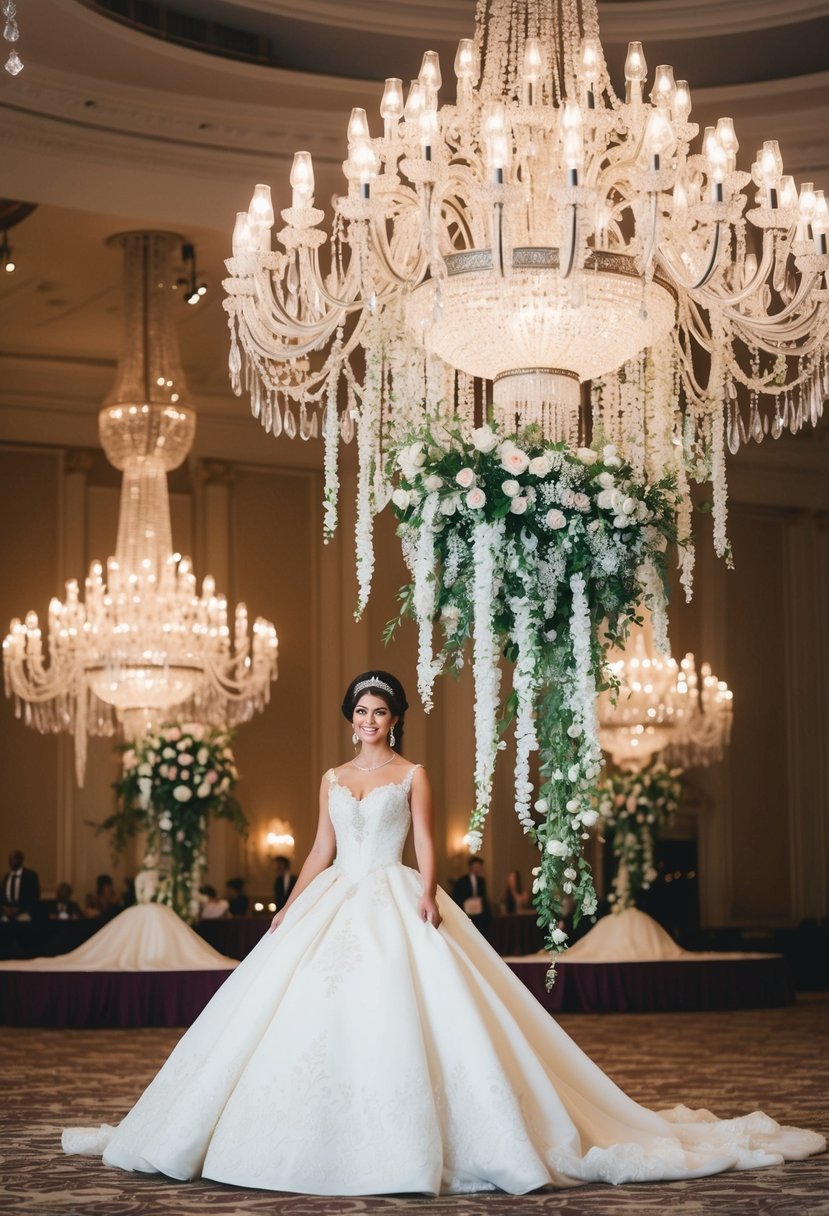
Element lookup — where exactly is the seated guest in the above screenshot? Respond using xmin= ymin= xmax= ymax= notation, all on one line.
xmin=273 ymin=856 xmax=296 ymax=911
xmin=83 ymin=892 xmax=101 ymax=919
xmin=121 ymin=876 xmax=136 ymax=908
xmin=501 ymin=868 xmax=529 ymax=915
xmin=453 ymin=856 xmax=491 ymax=936
xmin=1 ymin=850 xmax=41 ymax=922
xmin=225 ymin=877 xmax=249 ymax=916
xmin=199 ymin=884 xmax=229 ymax=919
xmin=43 ymin=881 xmax=82 ymax=920
xmin=95 ymin=874 xmax=123 ymax=922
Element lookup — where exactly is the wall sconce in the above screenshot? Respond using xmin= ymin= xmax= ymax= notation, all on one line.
xmin=263 ymin=818 xmax=295 ymax=860
xmin=175 ymin=241 xmax=207 ymax=305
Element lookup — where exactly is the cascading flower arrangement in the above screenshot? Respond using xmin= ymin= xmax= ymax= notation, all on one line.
xmin=595 ymin=764 xmax=683 ymax=912
xmin=386 ymin=418 xmax=680 ymax=981
xmin=98 ymin=722 xmax=246 ymax=923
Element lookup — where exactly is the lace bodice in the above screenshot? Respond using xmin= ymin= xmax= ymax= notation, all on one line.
xmin=327 ymin=766 xmax=419 ymax=881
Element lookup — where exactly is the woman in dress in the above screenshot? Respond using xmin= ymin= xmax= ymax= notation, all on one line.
xmin=64 ymin=671 xmax=824 ymax=1195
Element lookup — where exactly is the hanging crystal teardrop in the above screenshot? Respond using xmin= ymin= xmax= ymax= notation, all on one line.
xmin=284 ymin=403 xmax=297 ymax=438
xmin=341 ymin=409 xmax=355 ymax=444
xmin=727 ymin=401 xmax=741 ymax=454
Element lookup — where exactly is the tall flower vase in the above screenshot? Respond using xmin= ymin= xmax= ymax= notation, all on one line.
xmin=99 ymin=722 xmax=247 ymax=924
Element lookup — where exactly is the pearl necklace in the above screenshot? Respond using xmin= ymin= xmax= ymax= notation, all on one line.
xmin=351 ymin=754 xmax=396 ymax=773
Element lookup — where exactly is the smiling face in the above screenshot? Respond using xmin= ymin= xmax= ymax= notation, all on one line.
xmin=352 ymin=692 xmax=398 ymax=748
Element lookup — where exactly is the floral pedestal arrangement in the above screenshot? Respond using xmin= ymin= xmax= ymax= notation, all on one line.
xmin=100 ymin=723 xmax=245 ymax=923
xmin=594 ymin=763 xmax=683 ymax=912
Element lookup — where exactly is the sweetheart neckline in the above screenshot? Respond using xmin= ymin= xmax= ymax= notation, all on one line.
xmin=329 ymin=776 xmax=412 ymax=806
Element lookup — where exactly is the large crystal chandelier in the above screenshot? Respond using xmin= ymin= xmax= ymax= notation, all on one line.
xmin=3 ymin=231 xmax=279 ymax=783
xmin=597 ymin=622 xmax=732 ymax=769
xmin=224 ymin=0 xmax=829 ymax=571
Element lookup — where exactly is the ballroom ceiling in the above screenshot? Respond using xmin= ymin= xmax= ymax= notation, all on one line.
xmin=1 ymin=0 xmax=828 ymax=465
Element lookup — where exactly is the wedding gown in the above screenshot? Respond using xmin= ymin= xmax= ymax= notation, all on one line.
xmin=63 ymin=766 xmax=824 ymax=1195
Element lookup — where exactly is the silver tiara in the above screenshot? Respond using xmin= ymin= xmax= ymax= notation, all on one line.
xmin=353 ymin=676 xmax=394 ymax=698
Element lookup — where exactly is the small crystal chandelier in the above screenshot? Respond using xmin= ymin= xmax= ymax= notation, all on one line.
xmin=3 ymin=0 xmax=22 ymax=76
xmin=3 ymin=231 xmax=279 ymax=783
xmin=597 ymin=623 xmax=733 ymax=769
xmin=225 ymin=0 xmax=829 ymax=576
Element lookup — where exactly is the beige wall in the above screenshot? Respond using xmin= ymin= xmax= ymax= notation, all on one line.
xmin=0 ymin=432 xmax=827 ymax=926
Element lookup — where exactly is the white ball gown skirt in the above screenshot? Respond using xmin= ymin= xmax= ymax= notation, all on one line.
xmin=63 ymin=771 xmax=825 ymax=1195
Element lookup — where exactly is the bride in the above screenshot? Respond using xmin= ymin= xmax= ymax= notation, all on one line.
xmin=64 ymin=671 xmax=824 ymax=1195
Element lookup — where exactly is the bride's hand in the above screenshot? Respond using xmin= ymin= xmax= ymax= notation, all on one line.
xmin=268 ymin=909 xmax=287 ymax=934
xmin=418 ymin=894 xmax=442 ymax=929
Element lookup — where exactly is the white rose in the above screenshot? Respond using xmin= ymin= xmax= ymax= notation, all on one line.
xmin=534 ymin=798 xmax=548 ymax=813
xmin=471 ymin=425 xmax=499 ymax=453
xmin=172 ymin=785 xmax=192 ymax=802
xmin=500 ymin=445 xmax=530 ymax=475
xmin=580 ymin=809 xmax=600 ymax=827
xmin=392 ymin=487 xmax=411 ymax=510
xmin=596 ymin=471 xmax=615 ymax=489
xmin=178 ymin=753 xmax=194 ymax=766
xmin=501 ymin=479 xmax=520 ymax=497
xmin=564 ymin=867 xmax=577 ymax=881
xmin=576 ymin=447 xmax=598 ymax=465
xmin=455 ymin=467 xmax=476 ymax=489
xmin=545 ymin=839 xmax=568 ymax=858
xmin=466 ymin=487 xmax=487 ymax=509
xmin=621 ymin=496 xmax=636 ymax=515
xmin=510 ymin=496 xmax=528 ymax=515
xmin=158 ymin=814 xmax=173 ymax=831
xmin=197 ymin=748 xmax=209 ymax=765
xmin=529 ymin=454 xmax=552 ymax=477
xmin=596 ymin=489 xmax=615 ymax=510
xmin=610 ymin=488 xmax=624 ymax=513
xmin=197 ymin=781 xmax=212 ymax=798
xmin=440 ymin=495 xmax=459 ymax=517
xmin=567 ymin=764 xmax=580 ymax=782
xmin=605 ymin=455 xmax=622 ymax=468
xmin=551 ymin=926 xmax=568 ymax=944
xmin=573 ymin=492 xmax=590 ymax=512
xmin=613 ymin=515 xmax=629 ymax=528
xmin=565 ymin=798 xmax=579 ymax=812
xmin=603 ymin=443 xmax=618 ymax=461
xmin=546 ymin=508 xmax=567 ymax=530
xmin=423 ymin=474 xmax=444 ymax=491
xmin=137 ymin=762 xmax=152 ymax=776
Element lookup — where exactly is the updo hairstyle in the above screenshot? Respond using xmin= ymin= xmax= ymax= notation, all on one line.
xmin=341 ymin=671 xmax=409 ymax=755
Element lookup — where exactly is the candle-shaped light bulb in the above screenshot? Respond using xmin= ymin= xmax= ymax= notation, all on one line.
xmin=650 ymin=64 xmax=675 ymax=108
xmin=758 ymin=139 xmax=783 ymax=187
xmin=644 ymin=110 xmax=672 ymax=164
xmin=404 ymin=80 xmax=425 ymax=123
xmin=418 ymin=50 xmax=441 ymax=97
xmin=352 ymin=140 xmax=378 ymax=194
xmin=799 ymin=181 xmax=816 ymax=223
xmin=347 ymin=107 xmax=370 ymax=145
xmin=380 ymin=78 xmax=404 ymax=132
xmin=454 ymin=38 xmax=480 ymax=86
xmin=812 ymin=191 xmax=829 ymax=252
xmin=419 ymin=107 xmax=438 ymax=157
xmin=579 ymin=36 xmax=601 ymax=84
xmin=672 ymin=80 xmax=691 ymax=122
xmin=716 ymin=117 xmax=738 ymax=172
xmin=563 ymin=127 xmax=584 ymax=171
xmin=523 ymin=36 xmax=543 ymax=84
xmin=707 ymin=139 xmax=727 ymax=185
xmin=289 ymin=151 xmax=315 ymax=209
xmin=249 ymin=183 xmax=274 ymax=229
xmin=624 ymin=41 xmax=647 ymax=84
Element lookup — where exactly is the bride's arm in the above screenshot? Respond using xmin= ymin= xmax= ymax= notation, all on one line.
xmin=269 ymin=775 xmax=336 ymax=932
xmin=411 ymin=767 xmax=442 ymax=929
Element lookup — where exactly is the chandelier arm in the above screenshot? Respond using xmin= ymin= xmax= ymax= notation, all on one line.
xmin=368 ymin=208 xmax=428 ymax=287
xmin=722 ymin=277 xmax=820 ymax=332
xmin=251 ymin=265 xmax=356 ymax=338
xmin=239 ymin=299 xmax=345 ymax=361
xmin=305 ymin=245 xmax=365 ymax=310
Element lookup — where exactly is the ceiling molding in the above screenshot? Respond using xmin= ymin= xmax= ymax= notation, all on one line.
xmin=202 ymin=0 xmax=829 ymax=40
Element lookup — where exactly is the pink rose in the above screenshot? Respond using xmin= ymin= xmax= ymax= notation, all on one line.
xmin=546 ymin=508 xmax=566 ymax=530
xmin=573 ymin=492 xmax=590 ymax=512
xmin=500 ymin=445 xmax=530 ymax=475
xmin=466 ymin=487 xmax=486 ymax=509
xmin=207 ymin=771 xmax=219 ymax=784
xmin=455 ymin=467 xmax=476 ymax=489
xmin=510 ymin=496 xmax=528 ymax=515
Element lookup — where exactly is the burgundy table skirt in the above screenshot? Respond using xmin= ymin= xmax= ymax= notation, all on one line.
xmin=507 ymin=954 xmax=793 ymax=1014
xmin=0 ymin=969 xmax=233 ymax=1028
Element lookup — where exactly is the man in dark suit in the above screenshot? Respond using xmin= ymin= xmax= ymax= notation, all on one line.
xmin=2 ymin=850 xmax=41 ymax=922
xmin=452 ymin=856 xmax=491 ymax=938
xmin=42 ymin=881 xmax=82 ymax=920
xmin=273 ymin=856 xmax=297 ymax=911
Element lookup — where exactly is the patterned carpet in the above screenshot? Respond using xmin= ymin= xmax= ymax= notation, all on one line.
xmin=1 ymin=996 xmax=826 ymax=1216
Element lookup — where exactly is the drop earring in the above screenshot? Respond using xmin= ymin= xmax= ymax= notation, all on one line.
xmin=352 ymin=731 xmax=359 ymax=748
xmin=389 ymin=727 xmax=396 ymax=749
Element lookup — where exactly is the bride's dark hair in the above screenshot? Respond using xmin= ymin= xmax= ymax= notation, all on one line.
xmin=341 ymin=671 xmax=409 ymax=755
